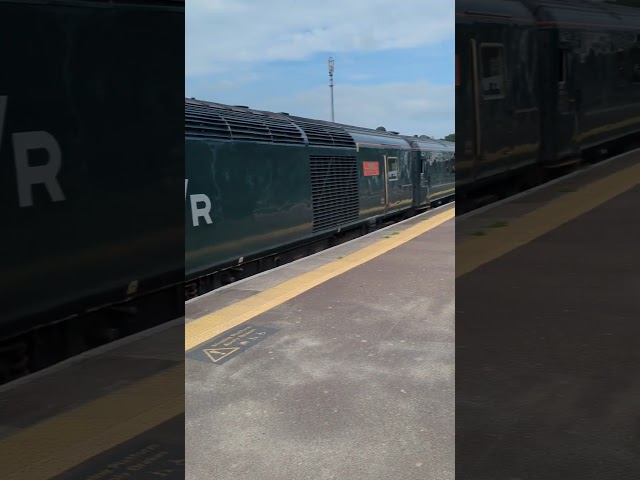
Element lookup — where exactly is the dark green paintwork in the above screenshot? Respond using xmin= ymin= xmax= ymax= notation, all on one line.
xmin=0 ymin=1 xmax=184 ymax=333
xmin=456 ymin=0 xmax=541 ymax=191
xmin=457 ymin=0 xmax=640 ymax=194
xmin=185 ymin=139 xmax=315 ymax=279
xmin=351 ymin=135 xmax=413 ymax=218
xmin=409 ymin=139 xmax=455 ymax=205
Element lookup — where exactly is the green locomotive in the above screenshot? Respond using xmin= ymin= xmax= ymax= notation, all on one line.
xmin=185 ymin=99 xmax=454 ymax=295
xmin=0 ymin=0 xmax=184 ymax=381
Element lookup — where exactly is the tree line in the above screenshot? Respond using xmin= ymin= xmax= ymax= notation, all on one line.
xmin=375 ymin=126 xmax=454 ymax=142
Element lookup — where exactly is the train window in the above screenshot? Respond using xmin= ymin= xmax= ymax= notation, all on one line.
xmin=480 ymin=44 xmax=505 ymax=99
xmin=387 ymin=157 xmax=398 ymax=181
xmin=420 ymin=151 xmax=428 ymax=174
xmin=558 ymin=49 xmax=568 ymax=84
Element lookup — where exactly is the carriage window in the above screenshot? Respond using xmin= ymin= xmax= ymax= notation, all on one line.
xmin=387 ymin=157 xmax=398 ymax=181
xmin=480 ymin=45 xmax=505 ymax=99
xmin=420 ymin=152 xmax=428 ymax=174
xmin=558 ymin=49 xmax=568 ymax=84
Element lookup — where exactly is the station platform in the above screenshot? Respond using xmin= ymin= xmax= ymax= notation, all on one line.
xmin=456 ymin=151 xmax=640 ymax=479
xmin=0 ymin=320 xmax=185 ymax=479
xmin=185 ymin=205 xmax=455 ymax=480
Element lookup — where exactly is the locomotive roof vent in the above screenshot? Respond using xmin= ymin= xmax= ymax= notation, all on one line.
xmin=185 ymin=101 xmax=305 ymax=144
xmin=291 ymin=118 xmax=356 ymax=148
xmin=280 ymin=112 xmax=290 ymax=115
xmin=389 ymin=131 xmax=399 ymax=135
xmin=233 ymin=105 xmax=249 ymax=108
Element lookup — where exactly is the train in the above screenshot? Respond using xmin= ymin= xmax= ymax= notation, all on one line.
xmin=456 ymin=0 xmax=640 ymax=197
xmin=0 ymin=0 xmax=184 ymax=382
xmin=185 ymin=99 xmax=455 ymax=297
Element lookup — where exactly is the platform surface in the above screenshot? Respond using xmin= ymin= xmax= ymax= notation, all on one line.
xmin=456 ymin=151 xmax=640 ymax=479
xmin=185 ymin=205 xmax=455 ymax=480
xmin=0 ymin=321 xmax=185 ymax=480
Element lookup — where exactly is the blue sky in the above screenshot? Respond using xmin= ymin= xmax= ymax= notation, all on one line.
xmin=186 ymin=0 xmax=454 ymax=139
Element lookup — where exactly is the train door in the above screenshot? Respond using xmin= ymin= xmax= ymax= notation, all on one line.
xmin=383 ymin=155 xmax=402 ymax=213
xmin=431 ymin=151 xmax=444 ymax=195
xmin=418 ymin=150 xmax=430 ymax=206
xmin=473 ymin=41 xmax=514 ymax=179
xmin=551 ymin=44 xmax=579 ymax=161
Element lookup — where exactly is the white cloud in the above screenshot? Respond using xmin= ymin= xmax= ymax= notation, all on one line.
xmin=259 ymin=82 xmax=454 ymax=139
xmin=186 ymin=0 xmax=453 ymax=78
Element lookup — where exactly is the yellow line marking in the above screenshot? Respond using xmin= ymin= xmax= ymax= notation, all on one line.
xmin=456 ymin=161 xmax=640 ymax=278
xmin=185 ymin=207 xmax=455 ymax=351
xmin=0 ymin=365 xmax=183 ymax=480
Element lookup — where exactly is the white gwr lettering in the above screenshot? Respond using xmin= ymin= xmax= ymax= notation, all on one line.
xmin=1 ymin=95 xmax=66 ymax=207
xmin=190 ymin=194 xmax=212 ymax=226
xmin=185 ymin=178 xmax=212 ymax=227
xmin=13 ymin=131 xmax=65 ymax=207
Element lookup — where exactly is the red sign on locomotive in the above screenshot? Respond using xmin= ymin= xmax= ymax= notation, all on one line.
xmin=363 ymin=161 xmax=380 ymax=176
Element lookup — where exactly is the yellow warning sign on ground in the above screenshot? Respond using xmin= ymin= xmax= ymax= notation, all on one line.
xmin=186 ymin=325 xmax=279 ymax=365
xmin=203 ymin=347 xmax=240 ymax=363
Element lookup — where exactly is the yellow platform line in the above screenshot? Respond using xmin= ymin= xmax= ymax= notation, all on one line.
xmin=185 ymin=207 xmax=455 ymax=351
xmin=0 ymin=365 xmax=184 ymax=480
xmin=457 ymin=161 xmax=640 ymax=278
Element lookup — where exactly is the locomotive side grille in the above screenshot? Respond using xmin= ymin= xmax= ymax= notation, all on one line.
xmin=309 ymin=155 xmax=359 ymax=233
xmin=185 ymin=102 xmax=305 ymax=144
xmin=294 ymin=120 xmax=356 ymax=148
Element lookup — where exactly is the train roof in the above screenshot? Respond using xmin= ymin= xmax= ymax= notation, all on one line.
xmin=286 ymin=113 xmax=413 ymax=148
xmin=185 ymin=98 xmax=453 ymax=150
xmin=185 ymin=98 xmax=351 ymax=148
xmin=529 ymin=0 xmax=640 ymax=29
xmin=404 ymin=137 xmax=455 ymax=152
xmin=456 ymin=0 xmax=536 ymax=25
xmin=457 ymin=0 xmax=640 ymax=28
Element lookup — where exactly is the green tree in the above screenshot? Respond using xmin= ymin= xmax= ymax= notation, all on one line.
xmin=376 ymin=126 xmax=386 ymax=131
xmin=442 ymin=133 xmax=455 ymax=142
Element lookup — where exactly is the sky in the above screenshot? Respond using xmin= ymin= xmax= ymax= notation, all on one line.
xmin=186 ymin=0 xmax=454 ymax=139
